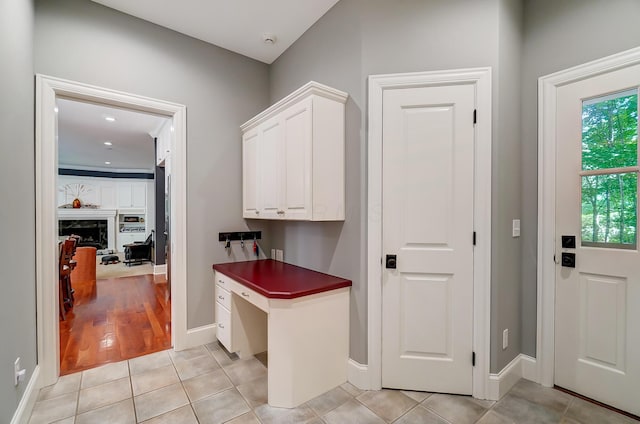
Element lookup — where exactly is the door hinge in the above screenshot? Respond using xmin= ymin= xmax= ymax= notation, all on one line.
xmin=472 ymin=351 xmax=476 ymax=366
xmin=473 ymin=231 xmax=476 ymax=246
xmin=473 ymin=109 xmax=477 ymax=124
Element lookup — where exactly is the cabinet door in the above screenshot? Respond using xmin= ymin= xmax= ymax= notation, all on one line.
xmin=117 ymin=182 xmax=133 ymax=208
xmin=100 ymin=183 xmax=116 ymax=209
xmin=131 ymin=183 xmax=146 ymax=208
xmin=242 ymin=129 xmax=260 ymax=218
xmin=281 ymin=99 xmax=312 ymax=220
xmin=258 ymin=117 xmax=282 ymax=219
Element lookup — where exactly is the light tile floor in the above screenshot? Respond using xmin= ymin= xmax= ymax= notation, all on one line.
xmin=29 ymin=343 xmax=638 ymax=424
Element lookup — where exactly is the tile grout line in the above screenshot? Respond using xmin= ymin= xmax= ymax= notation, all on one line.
xmin=126 ymin=359 xmax=139 ymax=424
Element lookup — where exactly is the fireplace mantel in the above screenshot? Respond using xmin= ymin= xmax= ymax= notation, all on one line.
xmin=58 ymin=209 xmax=116 ymax=252
xmin=58 ymin=209 xmax=116 ymax=220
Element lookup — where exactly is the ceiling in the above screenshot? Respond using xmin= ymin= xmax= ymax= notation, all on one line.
xmin=57 ymin=98 xmax=169 ymax=172
xmin=90 ymin=0 xmax=340 ymax=64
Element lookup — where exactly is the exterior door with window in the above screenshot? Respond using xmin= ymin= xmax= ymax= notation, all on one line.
xmin=555 ymin=64 xmax=640 ymax=415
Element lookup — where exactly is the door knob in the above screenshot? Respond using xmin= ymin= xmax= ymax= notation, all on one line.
xmin=385 ymin=254 xmax=397 ymax=269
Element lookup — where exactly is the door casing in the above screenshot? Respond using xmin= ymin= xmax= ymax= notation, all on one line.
xmin=367 ymin=68 xmax=492 ymax=399
xmin=35 ymin=75 xmax=188 ymax=386
xmin=537 ymin=46 xmax=640 ymax=388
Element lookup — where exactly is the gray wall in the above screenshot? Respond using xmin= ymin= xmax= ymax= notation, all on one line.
xmin=519 ymin=0 xmax=640 ymax=357
xmin=270 ymin=0 xmax=526 ymax=370
xmin=35 ymin=0 xmax=271 ymax=329
xmin=492 ymin=0 xmax=523 ymax=372
xmin=0 ymin=0 xmax=37 ymax=421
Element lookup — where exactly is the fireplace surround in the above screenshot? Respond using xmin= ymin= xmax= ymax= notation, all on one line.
xmin=58 ymin=209 xmax=116 ymax=252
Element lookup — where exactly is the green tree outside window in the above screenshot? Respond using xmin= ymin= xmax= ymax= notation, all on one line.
xmin=581 ymin=90 xmax=638 ymax=247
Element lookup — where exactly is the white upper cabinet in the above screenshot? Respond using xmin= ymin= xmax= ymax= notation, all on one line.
xmin=117 ymin=181 xmax=147 ymax=209
xmin=241 ymin=81 xmax=347 ymax=221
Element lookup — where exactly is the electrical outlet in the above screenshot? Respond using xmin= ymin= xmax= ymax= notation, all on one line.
xmin=502 ymin=329 xmax=509 ymax=350
xmin=14 ymin=358 xmax=26 ymax=386
xmin=276 ymin=249 xmax=283 ymax=262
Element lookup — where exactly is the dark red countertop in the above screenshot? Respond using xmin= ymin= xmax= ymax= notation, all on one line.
xmin=212 ymin=259 xmax=351 ymax=299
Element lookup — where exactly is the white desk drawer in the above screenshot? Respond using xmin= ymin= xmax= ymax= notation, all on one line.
xmin=215 ymin=285 xmax=232 ymax=310
xmin=216 ymin=302 xmax=232 ymax=351
xmin=230 ymin=280 xmax=269 ymax=313
xmin=215 ymin=271 xmax=234 ymax=291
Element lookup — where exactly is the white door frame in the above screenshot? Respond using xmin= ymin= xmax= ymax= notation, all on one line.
xmin=367 ymin=68 xmax=492 ymax=399
xmin=537 ymin=47 xmax=640 ymax=388
xmin=35 ymin=75 xmax=188 ymax=386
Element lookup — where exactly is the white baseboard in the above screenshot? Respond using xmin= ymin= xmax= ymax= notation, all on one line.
xmin=347 ymin=358 xmax=370 ymax=390
xmin=520 ymin=354 xmax=537 ymax=382
xmin=183 ymin=324 xmax=217 ymax=349
xmin=487 ymin=354 xmax=538 ymax=401
xmin=153 ymin=264 xmax=167 ymax=275
xmin=11 ymin=365 xmax=40 ymax=424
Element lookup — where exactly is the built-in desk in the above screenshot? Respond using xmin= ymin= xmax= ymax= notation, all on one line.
xmin=212 ymin=259 xmax=351 ymax=408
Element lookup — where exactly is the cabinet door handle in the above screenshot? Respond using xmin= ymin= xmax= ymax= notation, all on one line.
xmin=218 ymin=323 xmax=224 ymax=329
xmin=255 ymin=210 xmax=260 ymax=215
xmin=277 ymin=210 xmax=285 ymax=215
xmin=218 ymin=280 xmax=224 ymax=285
xmin=218 ymin=295 xmax=224 ymax=300
xmin=241 ymin=292 xmax=250 ymax=297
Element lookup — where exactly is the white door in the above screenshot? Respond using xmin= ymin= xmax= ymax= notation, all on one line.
xmin=381 ymin=83 xmax=475 ymax=393
xmin=555 ymin=64 xmax=640 ymax=415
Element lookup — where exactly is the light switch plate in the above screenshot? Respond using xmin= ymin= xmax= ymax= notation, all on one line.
xmin=512 ymin=219 xmax=521 ymax=237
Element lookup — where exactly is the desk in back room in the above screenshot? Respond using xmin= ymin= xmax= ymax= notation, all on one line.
xmin=212 ymin=259 xmax=351 ymax=408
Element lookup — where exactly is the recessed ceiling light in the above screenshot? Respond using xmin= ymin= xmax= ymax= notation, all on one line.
xmin=104 ymin=116 xmax=116 ymax=122
xmin=104 ymin=141 xmax=113 ymax=146
xmin=104 ymin=161 xmax=111 ymax=165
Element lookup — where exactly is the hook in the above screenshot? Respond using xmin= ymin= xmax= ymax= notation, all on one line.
xmin=225 ymin=237 xmax=231 ymax=250
xmin=240 ymin=234 xmax=244 ymax=248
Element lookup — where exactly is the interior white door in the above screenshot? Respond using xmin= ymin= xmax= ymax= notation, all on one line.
xmin=381 ymin=83 xmax=475 ymax=393
xmin=555 ymin=63 xmax=640 ymax=416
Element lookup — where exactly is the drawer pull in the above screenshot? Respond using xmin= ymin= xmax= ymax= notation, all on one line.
xmin=218 ymin=324 xmax=224 ymax=329
xmin=218 ymin=295 xmax=224 ymax=300
xmin=218 ymin=280 xmax=225 ymax=285
xmin=242 ymin=292 xmax=250 ymax=297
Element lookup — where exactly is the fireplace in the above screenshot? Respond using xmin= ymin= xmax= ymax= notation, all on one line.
xmin=59 ymin=219 xmax=108 ymax=249
xmin=58 ymin=209 xmax=116 ymax=252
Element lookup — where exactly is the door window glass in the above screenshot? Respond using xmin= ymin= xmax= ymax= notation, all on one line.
xmin=581 ymin=89 xmax=638 ymax=248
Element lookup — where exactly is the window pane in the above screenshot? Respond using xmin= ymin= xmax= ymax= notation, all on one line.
xmin=581 ymin=172 xmax=637 ymax=248
xmin=582 ymin=90 xmax=638 ymax=170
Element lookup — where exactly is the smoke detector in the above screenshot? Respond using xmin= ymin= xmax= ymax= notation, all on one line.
xmin=262 ymin=33 xmax=277 ymax=45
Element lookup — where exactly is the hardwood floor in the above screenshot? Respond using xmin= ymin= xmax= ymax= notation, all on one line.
xmin=59 ymin=273 xmax=171 ymax=376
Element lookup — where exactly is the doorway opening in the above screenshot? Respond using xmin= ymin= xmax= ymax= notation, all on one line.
xmin=56 ymin=97 xmax=172 ymax=374
xmin=36 ymin=75 xmax=188 ymax=387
